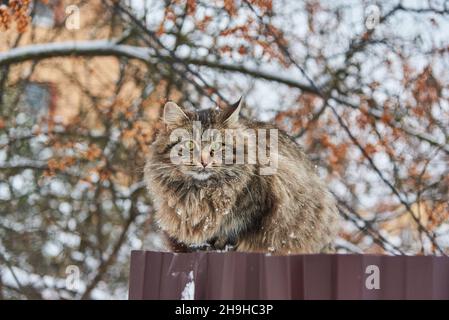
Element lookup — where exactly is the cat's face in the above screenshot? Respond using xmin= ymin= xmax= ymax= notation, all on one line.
xmin=149 ymin=100 xmax=255 ymax=184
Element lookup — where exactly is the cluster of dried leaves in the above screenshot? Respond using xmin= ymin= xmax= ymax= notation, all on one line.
xmin=0 ymin=0 xmax=31 ymax=32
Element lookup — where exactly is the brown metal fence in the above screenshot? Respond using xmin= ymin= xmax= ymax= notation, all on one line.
xmin=128 ymin=251 xmax=449 ymax=300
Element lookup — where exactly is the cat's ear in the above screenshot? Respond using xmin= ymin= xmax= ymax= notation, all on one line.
xmin=222 ymin=97 xmax=243 ymax=126
xmin=163 ymin=101 xmax=189 ymax=126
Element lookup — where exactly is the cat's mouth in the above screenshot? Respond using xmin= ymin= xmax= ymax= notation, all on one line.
xmin=186 ymin=169 xmax=213 ymax=181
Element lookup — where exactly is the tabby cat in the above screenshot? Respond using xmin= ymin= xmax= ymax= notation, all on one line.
xmin=144 ymin=99 xmax=339 ymax=254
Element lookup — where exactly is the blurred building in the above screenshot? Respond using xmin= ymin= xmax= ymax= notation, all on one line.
xmin=0 ymin=0 xmax=163 ymax=129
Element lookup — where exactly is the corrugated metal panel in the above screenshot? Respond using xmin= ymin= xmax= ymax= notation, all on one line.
xmin=128 ymin=251 xmax=449 ymax=300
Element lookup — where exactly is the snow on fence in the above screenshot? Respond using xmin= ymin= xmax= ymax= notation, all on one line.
xmin=128 ymin=251 xmax=449 ymax=300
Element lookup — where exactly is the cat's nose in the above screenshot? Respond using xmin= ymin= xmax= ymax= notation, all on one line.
xmin=200 ymin=150 xmax=210 ymax=168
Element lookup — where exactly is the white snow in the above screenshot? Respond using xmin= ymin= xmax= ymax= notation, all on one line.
xmin=180 ymin=271 xmax=195 ymax=300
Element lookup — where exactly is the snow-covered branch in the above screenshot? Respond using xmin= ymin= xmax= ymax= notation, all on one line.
xmin=0 ymin=40 xmax=154 ymax=65
xmin=0 ymin=40 xmax=318 ymax=95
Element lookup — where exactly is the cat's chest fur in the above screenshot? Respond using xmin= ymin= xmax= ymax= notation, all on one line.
xmin=155 ymin=183 xmax=238 ymax=245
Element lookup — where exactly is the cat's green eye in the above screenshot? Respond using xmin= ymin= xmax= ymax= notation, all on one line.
xmin=184 ymin=140 xmax=195 ymax=150
xmin=210 ymin=141 xmax=222 ymax=151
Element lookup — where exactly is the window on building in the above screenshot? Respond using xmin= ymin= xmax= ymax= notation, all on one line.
xmin=19 ymin=82 xmax=52 ymax=122
xmin=32 ymin=0 xmax=64 ymax=28
xmin=33 ymin=1 xmax=55 ymax=27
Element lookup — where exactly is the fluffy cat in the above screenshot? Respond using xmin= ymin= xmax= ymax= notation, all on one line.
xmin=144 ymin=99 xmax=339 ymax=254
